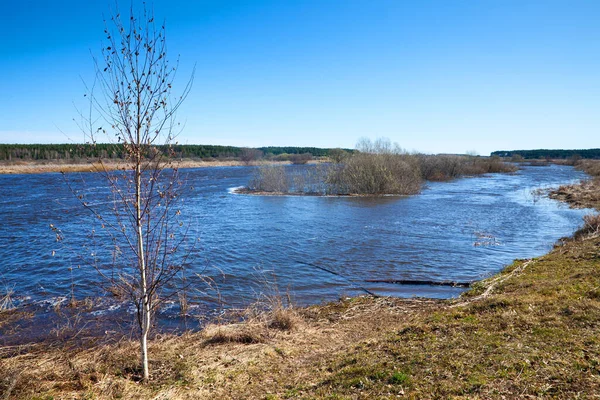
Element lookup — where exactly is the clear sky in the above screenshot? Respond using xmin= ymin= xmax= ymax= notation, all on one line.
xmin=1 ymin=0 xmax=598 ymax=155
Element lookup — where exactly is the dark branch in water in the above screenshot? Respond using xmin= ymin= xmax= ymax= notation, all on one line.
xmin=365 ymin=279 xmax=472 ymax=288
xmin=295 ymin=260 xmax=379 ymax=297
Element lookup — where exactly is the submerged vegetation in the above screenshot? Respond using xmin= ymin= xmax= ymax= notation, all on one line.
xmin=245 ymin=138 xmax=517 ymax=196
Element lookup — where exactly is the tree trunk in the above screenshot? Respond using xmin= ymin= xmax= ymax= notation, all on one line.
xmin=141 ymin=294 xmax=150 ymax=381
xmin=136 ymin=148 xmax=150 ymax=382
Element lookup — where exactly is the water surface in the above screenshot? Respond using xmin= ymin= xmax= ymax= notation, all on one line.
xmin=0 ymin=164 xmax=591 ymax=332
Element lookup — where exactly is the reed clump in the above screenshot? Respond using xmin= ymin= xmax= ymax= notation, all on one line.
xmin=0 ymin=287 xmax=15 ymax=312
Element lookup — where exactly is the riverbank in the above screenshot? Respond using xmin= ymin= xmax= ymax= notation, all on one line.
xmin=0 ymin=159 xmax=324 ymax=174
xmin=1 ymin=180 xmax=599 ymax=398
xmin=549 ymin=160 xmax=600 ymax=209
xmin=2 ymin=234 xmax=600 ymax=398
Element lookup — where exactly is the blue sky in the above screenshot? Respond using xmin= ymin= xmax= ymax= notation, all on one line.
xmin=1 ymin=0 xmax=598 ymax=155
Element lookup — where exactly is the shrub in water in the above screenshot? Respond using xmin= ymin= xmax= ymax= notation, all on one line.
xmin=249 ymin=165 xmax=289 ymax=193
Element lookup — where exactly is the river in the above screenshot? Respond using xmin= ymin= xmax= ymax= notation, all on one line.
xmin=0 ymin=163 xmax=591 ymax=339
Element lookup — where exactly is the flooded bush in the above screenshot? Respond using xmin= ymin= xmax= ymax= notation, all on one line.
xmin=289 ymin=164 xmax=331 ymax=194
xmin=327 ymin=152 xmax=422 ymax=195
xmin=245 ymin=138 xmax=517 ymax=196
xmin=526 ymin=158 xmax=550 ymax=167
xmin=324 ymin=138 xmax=422 ymax=195
xmin=249 ymin=165 xmax=289 ymax=193
xmin=418 ymin=155 xmax=463 ymax=181
xmin=419 ymin=155 xmax=516 ymax=181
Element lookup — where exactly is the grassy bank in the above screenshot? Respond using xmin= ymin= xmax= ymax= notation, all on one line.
xmin=2 ymin=233 xmax=600 ymax=399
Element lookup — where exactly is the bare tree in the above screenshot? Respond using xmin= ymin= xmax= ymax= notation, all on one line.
xmin=239 ymin=147 xmax=263 ymax=165
xmin=328 ymin=148 xmax=349 ymax=164
xmin=71 ymin=4 xmax=193 ymax=382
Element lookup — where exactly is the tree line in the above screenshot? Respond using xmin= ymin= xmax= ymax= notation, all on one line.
xmin=0 ymin=143 xmax=352 ymax=162
xmin=492 ymin=149 xmax=600 ymax=160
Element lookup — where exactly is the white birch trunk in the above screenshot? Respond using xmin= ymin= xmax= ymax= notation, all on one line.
xmin=136 ymin=117 xmax=150 ymax=381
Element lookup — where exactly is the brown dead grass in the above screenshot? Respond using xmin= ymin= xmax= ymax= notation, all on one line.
xmin=0 ymin=309 xmax=33 ymax=337
xmin=0 ymin=159 xmax=325 ymax=175
xmin=577 ymin=159 xmax=600 ymax=178
xmin=550 ymin=178 xmax=600 ymax=210
xmin=0 ymin=297 xmax=443 ymax=399
xmin=548 ymin=160 xmax=600 ymax=210
xmin=574 ymin=213 xmax=600 ymax=240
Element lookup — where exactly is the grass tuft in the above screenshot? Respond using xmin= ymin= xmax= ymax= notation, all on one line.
xmin=202 ymin=324 xmax=264 ymax=345
xmin=267 ymin=308 xmax=299 ymax=331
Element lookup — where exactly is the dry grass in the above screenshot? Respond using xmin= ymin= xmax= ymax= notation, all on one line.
xmin=548 ymin=160 xmax=600 ymax=210
xmin=0 ymin=159 xmax=324 ymax=175
xmin=0 ymin=287 xmax=15 ymax=312
xmin=574 ymin=213 xmax=600 ymax=240
xmin=267 ymin=308 xmax=301 ymax=331
xmin=201 ymin=323 xmax=265 ymax=345
xmin=0 ymin=161 xmax=108 ymax=174
xmin=550 ymin=179 xmax=600 ymax=210
xmin=576 ymin=160 xmax=600 ymax=177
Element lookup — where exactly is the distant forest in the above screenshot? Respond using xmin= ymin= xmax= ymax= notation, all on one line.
xmin=491 ymin=149 xmax=600 ymax=160
xmin=0 ymin=144 xmax=349 ymax=161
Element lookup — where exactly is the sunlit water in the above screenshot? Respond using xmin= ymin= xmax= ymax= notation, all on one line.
xmin=0 ymin=164 xmax=592 ymax=340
